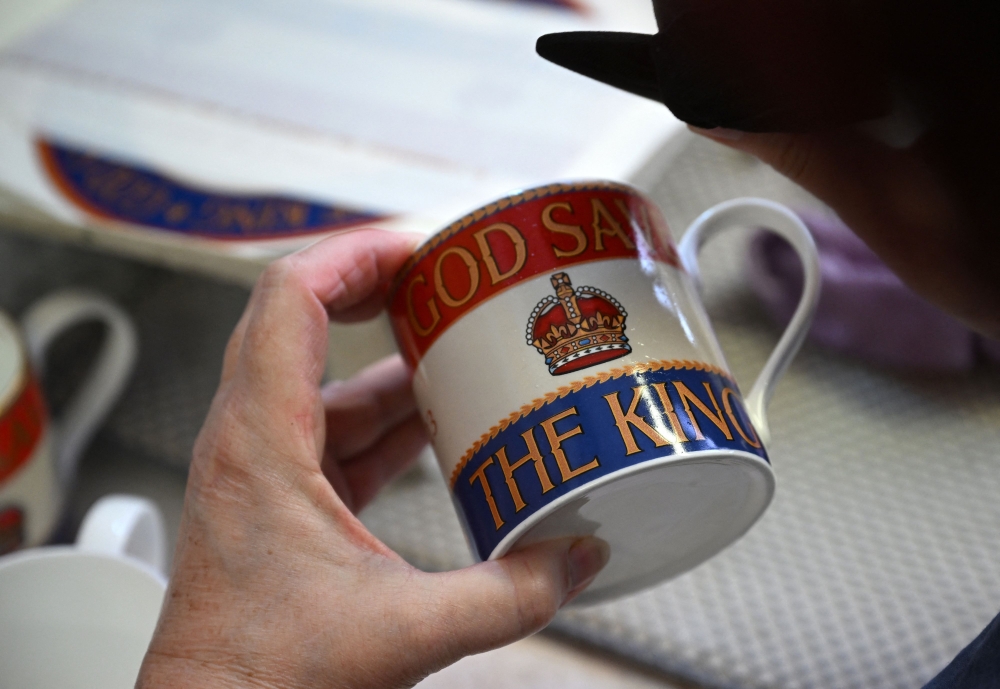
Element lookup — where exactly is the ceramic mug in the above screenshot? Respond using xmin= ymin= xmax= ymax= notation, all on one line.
xmin=0 ymin=290 xmax=137 ymax=554
xmin=389 ymin=182 xmax=820 ymax=604
xmin=0 ymin=494 xmax=167 ymax=689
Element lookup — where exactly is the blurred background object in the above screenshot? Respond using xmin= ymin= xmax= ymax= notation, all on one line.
xmin=0 ymin=0 xmax=679 ymax=283
xmin=747 ymin=212 xmax=1000 ymax=371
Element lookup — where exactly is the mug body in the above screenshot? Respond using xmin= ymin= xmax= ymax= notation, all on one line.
xmin=389 ymin=182 xmax=774 ymax=603
xmin=0 ymin=312 xmax=59 ymax=555
xmin=0 ymin=547 xmax=165 ymax=689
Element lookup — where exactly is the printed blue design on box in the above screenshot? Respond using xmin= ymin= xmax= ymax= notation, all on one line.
xmin=510 ymin=0 xmax=584 ymax=10
xmin=452 ymin=366 xmax=767 ymax=561
xmin=39 ymin=140 xmax=387 ymax=240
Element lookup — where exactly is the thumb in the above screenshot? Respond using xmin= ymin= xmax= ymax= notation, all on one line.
xmin=410 ymin=537 xmax=609 ymax=669
xmin=688 ymin=126 xmax=957 ymax=241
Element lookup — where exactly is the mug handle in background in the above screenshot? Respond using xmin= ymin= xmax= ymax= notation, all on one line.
xmin=20 ymin=290 xmax=138 ymax=490
xmin=677 ymin=198 xmax=821 ymax=447
xmin=76 ymin=494 xmax=167 ymax=577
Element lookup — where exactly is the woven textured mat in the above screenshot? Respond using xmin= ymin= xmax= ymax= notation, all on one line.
xmin=0 ymin=233 xmax=248 ymax=470
xmin=2 ymin=133 xmax=999 ymax=689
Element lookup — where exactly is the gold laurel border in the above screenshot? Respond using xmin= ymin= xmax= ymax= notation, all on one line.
xmin=448 ymin=358 xmax=733 ymax=488
xmin=388 ymin=181 xmax=643 ymax=299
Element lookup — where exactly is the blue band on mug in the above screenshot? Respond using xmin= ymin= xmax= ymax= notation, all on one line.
xmin=452 ymin=365 xmax=768 ymax=561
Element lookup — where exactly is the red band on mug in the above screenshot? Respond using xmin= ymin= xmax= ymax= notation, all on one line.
xmin=388 ymin=182 xmax=679 ymax=366
xmin=0 ymin=375 xmax=47 ymax=486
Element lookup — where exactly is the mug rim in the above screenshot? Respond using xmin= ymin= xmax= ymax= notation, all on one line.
xmin=0 ymin=311 xmax=29 ymax=418
xmin=0 ymin=545 xmax=168 ymax=588
xmin=488 ymin=447 xmax=774 ymax=563
xmin=387 ymin=179 xmax=648 ymax=301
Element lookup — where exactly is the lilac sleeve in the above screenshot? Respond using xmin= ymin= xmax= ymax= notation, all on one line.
xmin=745 ymin=211 xmax=1000 ymax=371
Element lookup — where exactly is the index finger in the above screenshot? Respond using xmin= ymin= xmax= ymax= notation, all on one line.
xmin=226 ymin=229 xmax=420 ymax=417
xmin=288 ymin=228 xmax=423 ymax=321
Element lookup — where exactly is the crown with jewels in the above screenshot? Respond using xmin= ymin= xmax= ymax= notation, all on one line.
xmin=526 ymin=273 xmax=631 ymax=376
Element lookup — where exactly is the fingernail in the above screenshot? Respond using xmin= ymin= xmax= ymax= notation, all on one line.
xmin=688 ymin=125 xmax=745 ymax=142
xmin=566 ymin=537 xmax=610 ymax=595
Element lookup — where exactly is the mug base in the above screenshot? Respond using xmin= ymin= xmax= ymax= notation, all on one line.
xmin=489 ymin=449 xmax=774 ymax=606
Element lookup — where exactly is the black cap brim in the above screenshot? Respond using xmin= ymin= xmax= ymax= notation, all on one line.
xmin=536 ymin=32 xmax=662 ymax=103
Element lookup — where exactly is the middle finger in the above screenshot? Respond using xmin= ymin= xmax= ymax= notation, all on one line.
xmin=323 ymin=354 xmax=419 ymax=461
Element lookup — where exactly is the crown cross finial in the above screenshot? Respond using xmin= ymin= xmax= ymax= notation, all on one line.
xmin=551 ymin=273 xmax=583 ymax=326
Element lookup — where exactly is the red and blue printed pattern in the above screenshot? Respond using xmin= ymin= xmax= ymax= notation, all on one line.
xmin=0 ymin=375 xmax=46 ymax=488
xmin=507 ymin=0 xmax=587 ymax=12
xmin=38 ymin=140 xmax=388 ymax=241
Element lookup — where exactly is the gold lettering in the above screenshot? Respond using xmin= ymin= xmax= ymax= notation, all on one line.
xmin=722 ymin=388 xmax=762 ymax=448
xmin=434 ymin=247 xmax=480 ymax=308
xmin=233 ymin=206 xmax=258 ymax=233
xmin=603 ymin=387 xmax=672 ymax=455
xmin=469 ymin=458 xmax=505 ymax=530
xmin=164 ymin=203 xmax=191 ymax=224
xmin=591 ymin=198 xmax=636 ymax=251
xmin=406 ymin=274 xmax=441 ymax=337
xmin=86 ymin=168 xmax=132 ymax=200
xmin=673 ymin=382 xmax=733 ymax=441
xmin=613 ymin=198 xmax=638 ymax=227
xmin=282 ymin=202 xmax=309 ymax=226
xmin=612 ymin=197 xmax=658 ymax=237
xmin=540 ymin=407 xmax=599 ymax=481
xmin=649 ymin=383 xmax=691 ymax=443
xmin=495 ymin=428 xmax=556 ymax=512
xmin=474 ymin=223 xmax=527 ymax=285
xmin=542 ymin=202 xmax=587 ymax=258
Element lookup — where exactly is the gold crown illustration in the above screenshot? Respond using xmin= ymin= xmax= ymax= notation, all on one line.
xmin=526 ymin=273 xmax=630 ymax=376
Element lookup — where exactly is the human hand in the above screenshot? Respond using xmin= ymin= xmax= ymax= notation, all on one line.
xmin=136 ymin=229 xmax=609 ymax=689
xmin=539 ymin=0 xmax=1000 ymax=339
xmin=675 ymin=0 xmax=1000 ymax=340
xmin=689 ymin=121 xmax=1000 ymax=341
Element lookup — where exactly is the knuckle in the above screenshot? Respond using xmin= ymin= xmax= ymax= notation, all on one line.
xmin=259 ymin=256 xmax=297 ymax=290
xmin=249 ymin=258 xmax=305 ymax=327
xmin=508 ymin=560 xmax=560 ymax=635
xmin=330 ymin=257 xmax=372 ymax=306
xmin=191 ymin=396 xmax=247 ymax=470
xmin=328 ymin=244 xmax=383 ymax=311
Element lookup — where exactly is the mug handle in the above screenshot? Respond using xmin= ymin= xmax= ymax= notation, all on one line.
xmin=76 ymin=494 xmax=167 ymax=576
xmin=677 ymin=198 xmax=821 ymax=446
xmin=20 ymin=290 xmax=138 ymax=489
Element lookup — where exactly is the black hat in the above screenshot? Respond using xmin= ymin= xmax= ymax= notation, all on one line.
xmin=536 ymin=0 xmax=891 ymax=132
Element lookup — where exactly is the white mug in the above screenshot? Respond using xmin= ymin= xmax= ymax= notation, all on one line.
xmin=389 ymin=183 xmax=820 ymax=604
xmin=0 ymin=290 xmax=137 ymax=554
xmin=0 ymin=494 xmax=167 ymax=689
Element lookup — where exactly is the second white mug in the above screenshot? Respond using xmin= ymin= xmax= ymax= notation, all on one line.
xmin=0 ymin=290 xmax=137 ymax=553
xmin=0 ymin=494 xmax=167 ymax=689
